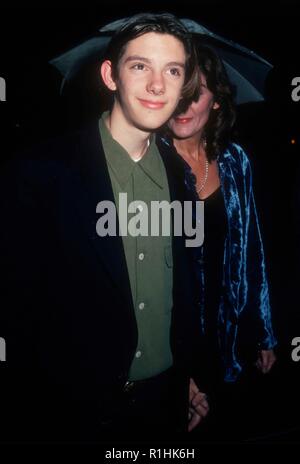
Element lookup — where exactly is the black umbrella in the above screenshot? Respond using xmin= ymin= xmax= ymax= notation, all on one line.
xmin=50 ymin=17 xmax=272 ymax=104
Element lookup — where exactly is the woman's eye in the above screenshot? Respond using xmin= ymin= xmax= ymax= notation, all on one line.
xmin=168 ymin=68 xmax=181 ymax=77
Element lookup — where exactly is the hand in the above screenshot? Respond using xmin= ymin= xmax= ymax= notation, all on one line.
xmin=188 ymin=377 xmax=209 ymax=432
xmin=255 ymin=349 xmax=276 ymax=374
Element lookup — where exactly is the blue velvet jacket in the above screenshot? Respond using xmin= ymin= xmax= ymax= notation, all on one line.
xmin=159 ymin=137 xmax=277 ymax=382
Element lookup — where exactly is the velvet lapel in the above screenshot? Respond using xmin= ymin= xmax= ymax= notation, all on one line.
xmin=218 ymin=149 xmax=244 ymax=310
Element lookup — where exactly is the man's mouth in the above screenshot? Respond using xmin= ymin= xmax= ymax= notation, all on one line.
xmin=138 ymin=98 xmax=166 ymax=109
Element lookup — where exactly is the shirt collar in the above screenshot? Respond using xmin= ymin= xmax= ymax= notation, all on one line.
xmin=99 ymin=112 xmax=165 ymax=189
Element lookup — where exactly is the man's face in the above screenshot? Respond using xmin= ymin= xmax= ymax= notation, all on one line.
xmin=110 ymin=32 xmax=186 ymax=131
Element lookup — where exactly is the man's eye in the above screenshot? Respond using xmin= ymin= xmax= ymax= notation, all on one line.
xmin=132 ymin=63 xmax=145 ymax=70
xmin=168 ymin=68 xmax=181 ymax=77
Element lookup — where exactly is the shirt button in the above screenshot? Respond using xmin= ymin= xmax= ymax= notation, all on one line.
xmin=135 ymin=351 xmax=142 ymax=358
xmin=138 ymin=302 xmax=145 ymax=310
xmin=138 ymin=253 xmax=145 ymax=261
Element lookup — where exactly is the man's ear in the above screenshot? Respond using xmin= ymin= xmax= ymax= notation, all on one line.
xmin=100 ymin=60 xmax=117 ymax=91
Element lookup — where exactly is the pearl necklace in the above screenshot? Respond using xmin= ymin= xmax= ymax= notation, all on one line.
xmin=196 ymin=158 xmax=209 ymax=193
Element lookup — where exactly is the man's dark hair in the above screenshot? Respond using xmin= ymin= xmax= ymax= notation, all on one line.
xmin=103 ymin=12 xmax=198 ymax=102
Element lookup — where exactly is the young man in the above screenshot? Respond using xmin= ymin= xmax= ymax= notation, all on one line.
xmin=0 ymin=13 xmax=208 ymax=443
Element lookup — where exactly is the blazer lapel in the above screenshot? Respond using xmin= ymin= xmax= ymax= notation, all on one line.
xmin=218 ymin=150 xmax=244 ymax=310
xmin=157 ymin=136 xmax=186 ymax=204
xmin=73 ymin=122 xmax=134 ymax=309
xmin=157 ymin=136 xmax=187 ymax=277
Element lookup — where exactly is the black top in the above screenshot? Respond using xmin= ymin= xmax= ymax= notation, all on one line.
xmin=203 ymin=187 xmax=227 ymax=358
xmin=178 ymin=156 xmax=228 ymax=386
xmin=201 ymin=187 xmax=227 ymax=387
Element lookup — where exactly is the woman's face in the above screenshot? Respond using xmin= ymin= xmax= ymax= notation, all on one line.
xmin=168 ymin=73 xmax=219 ymax=139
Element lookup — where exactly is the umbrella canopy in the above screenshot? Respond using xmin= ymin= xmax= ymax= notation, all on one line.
xmin=50 ymin=17 xmax=273 ymax=104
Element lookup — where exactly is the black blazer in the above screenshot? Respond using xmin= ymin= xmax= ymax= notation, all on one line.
xmin=0 ymin=123 xmax=199 ymax=442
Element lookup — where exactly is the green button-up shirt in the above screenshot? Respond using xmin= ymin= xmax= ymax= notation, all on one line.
xmin=99 ymin=113 xmax=173 ymax=380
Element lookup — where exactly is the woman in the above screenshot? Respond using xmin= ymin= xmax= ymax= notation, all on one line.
xmin=160 ymin=42 xmax=277 ymax=438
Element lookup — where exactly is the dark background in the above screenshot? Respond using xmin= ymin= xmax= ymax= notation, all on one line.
xmin=0 ymin=2 xmax=299 ymax=445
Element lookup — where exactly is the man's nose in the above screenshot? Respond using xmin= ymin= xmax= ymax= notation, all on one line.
xmin=147 ymin=72 xmax=165 ymax=96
